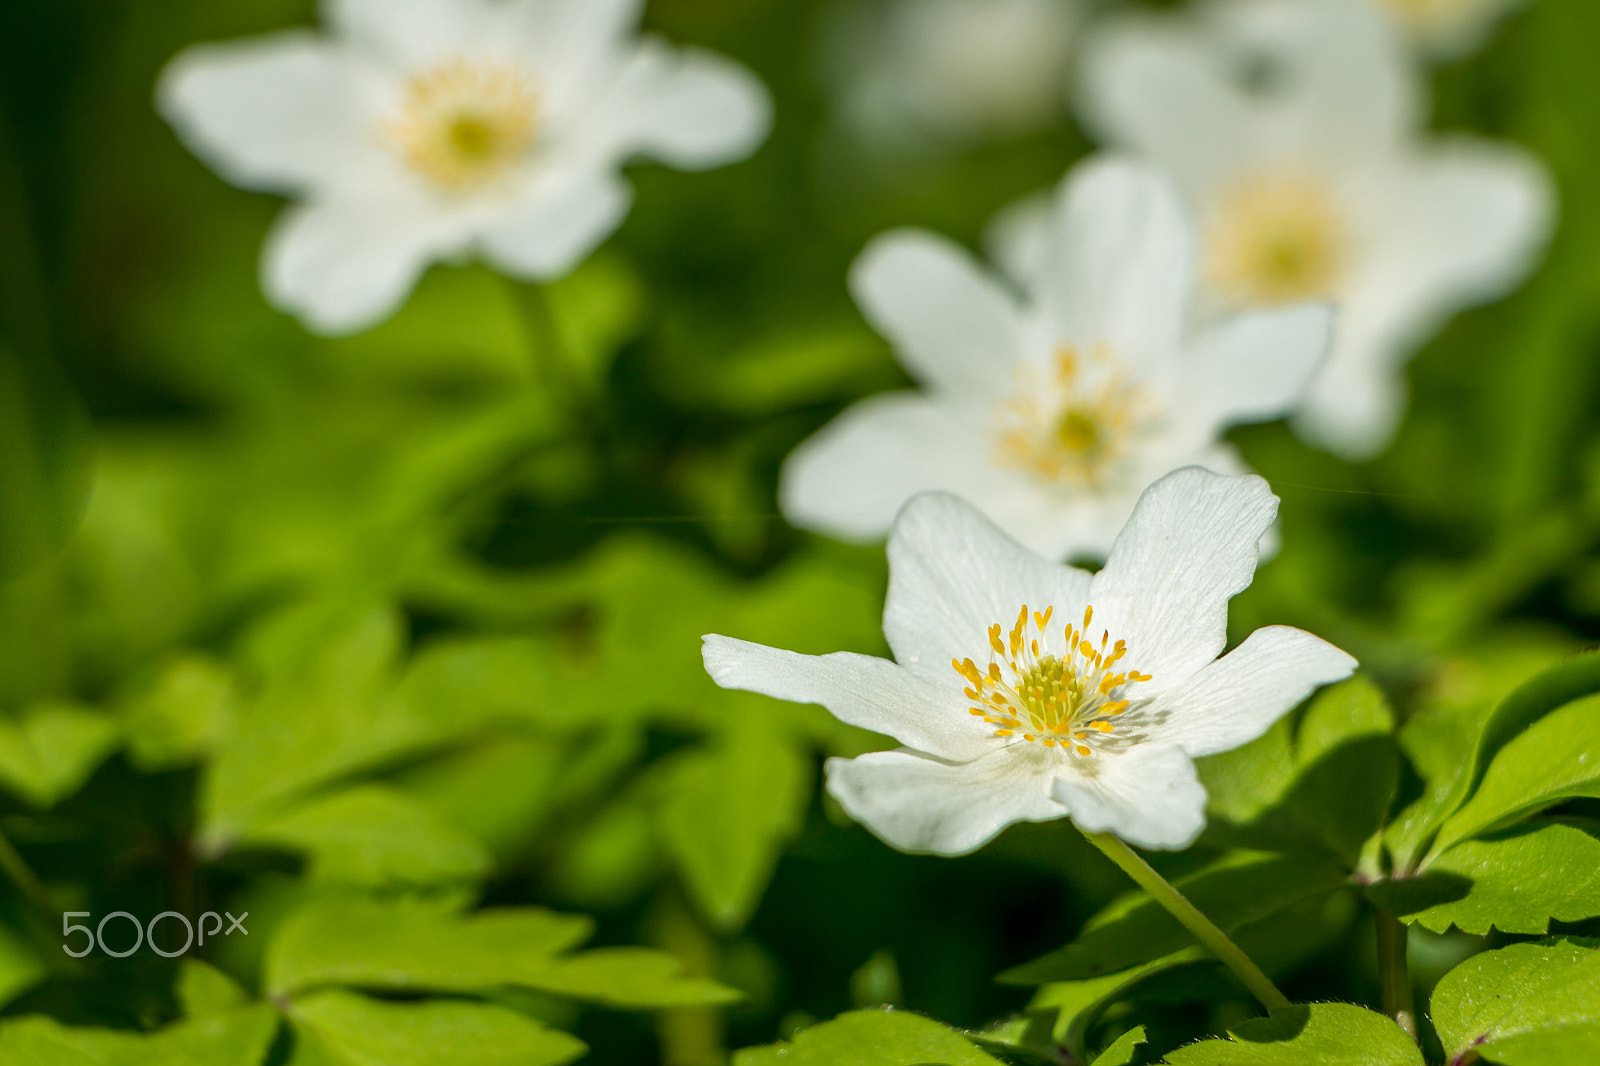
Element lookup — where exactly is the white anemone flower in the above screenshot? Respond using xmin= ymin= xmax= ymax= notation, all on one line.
xmin=1076 ymin=0 xmax=1553 ymax=458
xmin=821 ymin=0 xmax=1082 ymax=150
xmin=158 ymin=0 xmax=771 ymax=334
xmin=780 ymin=156 xmax=1332 ymax=560
xmin=1373 ymin=0 xmax=1528 ymax=58
xmin=705 ymin=468 xmax=1356 ymax=853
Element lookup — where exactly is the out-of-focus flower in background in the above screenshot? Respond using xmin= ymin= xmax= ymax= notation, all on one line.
xmin=158 ymin=0 xmax=770 ymax=335
xmin=1077 ymin=0 xmax=1552 ymax=459
xmin=818 ymin=0 xmax=1082 ymax=153
xmin=781 ymin=158 xmax=1330 ymax=560
xmin=706 ymin=469 xmax=1356 ymax=854
xmin=1373 ymin=0 xmax=1529 ymax=59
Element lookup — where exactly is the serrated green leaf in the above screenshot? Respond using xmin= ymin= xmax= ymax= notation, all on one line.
xmin=658 ymin=717 xmax=810 ymax=932
xmin=1031 ymin=949 xmax=1206 ymax=1055
xmin=1090 ymin=1025 xmax=1146 ymax=1066
xmin=289 ymin=990 xmax=584 ymax=1066
xmin=0 ymin=1004 xmax=278 ymax=1066
xmin=237 ymin=784 xmax=490 ymax=887
xmin=732 ymin=1009 xmax=1001 ymax=1066
xmin=1163 ymin=1003 xmax=1422 ymax=1065
xmin=1380 ymin=824 xmax=1600 ymax=934
xmin=267 ymin=895 xmax=737 ymax=1008
xmin=0 ymin=700 xmax=118 ymax=808
xmin=1001 ymin=851 xmax=1349 ymax=984
xmin=1197 ymin=716 xmax=1296 ymax=825
xmin=1431 ymin=692 xmax=1600 ymax=855
xmin=1430 ymin=939 xmax=1600 ymax=1065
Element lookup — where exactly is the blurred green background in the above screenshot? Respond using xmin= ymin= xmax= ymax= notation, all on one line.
xmin=1 ymin=0 xmax=1598 ymax=1063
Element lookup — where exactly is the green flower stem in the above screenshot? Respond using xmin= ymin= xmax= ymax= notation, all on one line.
xmin=1080 ymin=829 xmax=1291 ymax=1013
xmin=1376 ymin=908 xmax=1418 ymax=1040
xmin=505 ymin=278 xmax=591 ymax=419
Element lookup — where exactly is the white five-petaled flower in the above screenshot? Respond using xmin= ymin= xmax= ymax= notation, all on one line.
xmin=821 ymin=0 xmax=1081 ymax=151
xmin=705 ymin=468 xmax=1356 ymax=853
xmin=158 ymin=0 xmax=771 ymax=334
xmin=1076 ymin=0 xmax=1553 ymax=458
xmin=781 ymin=157 xmax=1332 ymax=561
xmin=1373 ymin=0 xmax=1528 ymax=58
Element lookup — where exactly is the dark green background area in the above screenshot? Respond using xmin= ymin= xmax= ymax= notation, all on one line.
xmin=1 ymin=0 xmax=1599 ymax=1063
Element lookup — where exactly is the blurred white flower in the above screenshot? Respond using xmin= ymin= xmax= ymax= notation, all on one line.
xmin=821 ymin=0 xmax=1082 ymax=150
xmin=705 ymin=468 xmax=1356 ymax=853
xmin=1374 ymin=0 xmax=1528 ymax=58
xmin=159 ymin=0 xmax=771 ymax=334
xmin=780 ymin=157 xmax=1331 ymax=560
xmin=1078 ymin=0 xmax=1553 ymax=458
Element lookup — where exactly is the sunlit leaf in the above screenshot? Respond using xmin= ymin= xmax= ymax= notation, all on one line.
xmin=0 ymin=1004 xmax=279 ymax=1066
xmin=732 ymin=1009 xmax=1001 ymax=1066
xmin=0 ymin=701 xmax=118 ymax=808
xmin=1088 ymin=1025 xmax=1145 ymax=1066
xmin=288 ymin=990 xmax=585 ymax=1066
xmin=1430 ymin=939 xmax=1600 ymax=1066
xmin=1163 ymin=1003 xmax=1422 ymax=1065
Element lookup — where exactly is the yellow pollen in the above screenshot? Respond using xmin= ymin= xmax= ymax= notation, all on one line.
xmin=993 ymin=346 xmax=1160 ymax=489
xmin=1205 ymin=171 xmax=1347 ymax=306
xmin=387 ymin=58 xmax=540 ymax=191
xmin=953 ymin=602 xmax=1152 ymax=755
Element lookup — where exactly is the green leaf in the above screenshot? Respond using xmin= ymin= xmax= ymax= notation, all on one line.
xmin=1030 ymin=950 xmax=1206 ymax=1056
xmin=120 ymin=654 xmax=237 ymax=770
xmin=658 ymin=717 xmax=811 ymax=932
xmin=1001 ymin=851 xmax=1349 ymax=984
xmin=1430 ymin=939 xmax=1600 ymax=1066
xmin=177 ymin=959 xmax=250 ymax=1018
xmin=0 ymin=1004 xmax=279 ymax=1066
xmin=1433 ymin=934 xmax=1593 ymax=1056
xmin=731 ymin=1009 xmax=1001 ymax=1066
xmin=1089 ymin=1026 xmax=1146 ymax=1066
xmin=1405 ymin=651 xmax=1600 ymax=864
xmin=1431 ymin=692 xmax=1600 ymax=855
xmin=267 ymin=895 xmax=737 ymax=1008
xmin=289 ymin=990 xmax=585 ymax=1066
xmin=0 ymin=701 xmax=118 ymax=808
xmin=1197 ymin=716 xmax=1296 ymax=826
xmin=236 ymin=785 xmax=491 ymax=887
xmin=1376 ymin=824 xmax=1600 ymax=934
xmin=0 ymin=922 xmax=42 ymax=1009
xmin=1163 ymin=1003 xmax=1422 ymax=1065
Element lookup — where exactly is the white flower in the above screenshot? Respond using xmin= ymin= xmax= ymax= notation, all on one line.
xmin=821 ymin=0 xmax=1081 ymax=150
xmin=705 ymin=468 xmax=1355 ymax=853
xmin=1372 ymin=0 xmax=1528 ymax=58
xmin=780 ymin=156 xmax=1331 ymax=560
xmin=158 ymin=0 xmax=771 ymax=334
xmin=1077 ymin=0 xmax=1553 ymax=458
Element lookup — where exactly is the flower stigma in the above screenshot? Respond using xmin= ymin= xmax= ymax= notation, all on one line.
xmin=1204 ymin=171 xmax=1347 ymax=305
xmin=993 ymin=346 xmax=1160 ymax=488
xmin=388 ymin=58 xmax=540 ymax=191
xmin=952 ymin=604 xmax=1152 ymax=756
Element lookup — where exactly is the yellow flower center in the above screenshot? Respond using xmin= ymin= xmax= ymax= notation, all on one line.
xmin=993 ymin=346 xmax=1160 ymax=489
xmin=1204 ymin=172 xmax=1347 ymax=306
xmin=387 ymin=59 xmax=540 ymax=191
xmin=952 ymin=605 xmax=1152 ymax=755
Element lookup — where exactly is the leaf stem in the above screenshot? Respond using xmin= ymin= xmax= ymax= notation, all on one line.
xmin=1376 ymin=908 xmax=1418 ymax=1040
xmin=1079 ymin=829 xmax=1290 ymax=1012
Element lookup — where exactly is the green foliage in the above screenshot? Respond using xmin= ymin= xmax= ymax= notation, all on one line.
xmin=732 ymin=1009 xmax=1001 ymax=1066
xmin=1162 ymin=1004 xmax=1422 ymax=1065
xmin=1429 ymin=940 xmax=1600 ymax=1065
xmin=288 ymin=990 xmax=586 ymax=1066
xmin=0 ymin=700 xmax=117 ymax=807
xmin=1090 ymin=1026 xmax=1147 ymax=1066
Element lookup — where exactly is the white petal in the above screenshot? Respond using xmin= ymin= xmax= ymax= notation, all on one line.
xmin=1142 ymin=626 xmax=1356 ymax=758
xmin=325 ymin=0 xmax=489 ymax=67
xmin=779 ymin=392 xmax=1003 ymax=543
xmin=1051 ymin=742 xmax=1206 ymax=850
xmin=825 ymin=746 xmax=1068 ymax=856
xmin=1077 ymin=14 xmax=1259 ymax=196
xmin=701 ymin=635 xmax=994 ymax=762
xmin=1089 ymin=468 xmax=1276 ymax=691
xmin=983 ymin=187 xmax=1053 ymax=289
xmin=475 ymin=171 xmax=632 ymax=280
xmin=1170 ymin=303 xmax=1332 ymax=445
xmin=262 ymin=200 xmax=444 ymax=335
xmin=511 ymin=0 xmax=644 ymax=111
xmin=849 ymin=229 xmax=1028 ymax=398
xmin=583 ymin=43 xmax=771 ymax=170
xmin=1291 ymin=352 xmax=1406 ymax=461
xmin=1035 ymin=156 xmax=1195 ymax=371
xmin=157 ymin=34 xmax=368 ymax=193
xmin=883 ymin=494 xmax=1092 ymax=680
